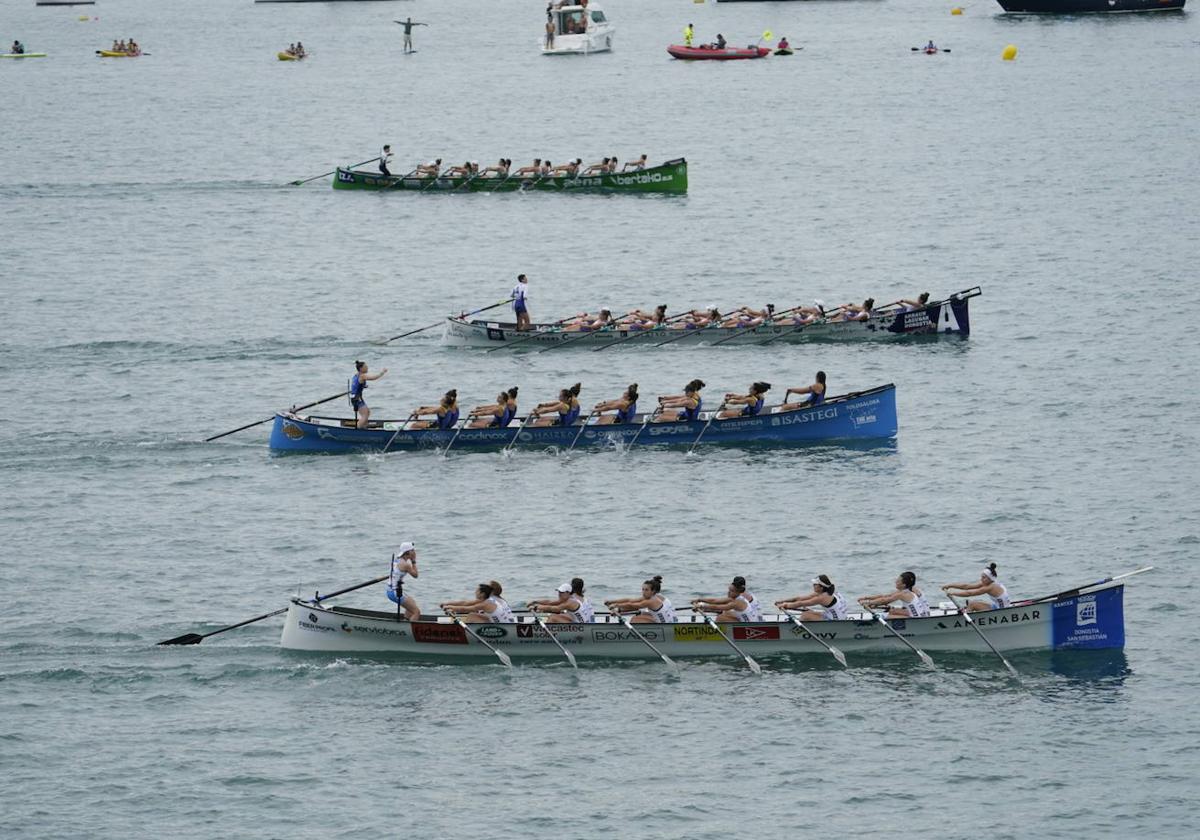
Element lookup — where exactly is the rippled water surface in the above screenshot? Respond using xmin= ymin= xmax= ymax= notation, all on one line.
xmin=2 ymin=0 xmax=1199 ymax=837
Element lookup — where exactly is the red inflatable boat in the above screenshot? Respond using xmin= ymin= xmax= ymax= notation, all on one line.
xmin=667 ymin=44 xmax=771 ymax=61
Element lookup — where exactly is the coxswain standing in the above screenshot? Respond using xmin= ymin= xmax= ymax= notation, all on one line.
xmin=386 ymin=542 xmax=420 ymax=620
xmin=379 ymin=144 xmax=393 ymax=177
xmin=349 ymin=360 xmax=387 ymax=429
xmin=395 ymin=18 xmax=429 ymax=54
xmin=511 ymin=273 xmax=531 ymax=331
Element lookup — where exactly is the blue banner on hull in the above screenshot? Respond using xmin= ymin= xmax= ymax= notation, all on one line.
xmin=1052 ymin=586 xmax=1125 ymax=650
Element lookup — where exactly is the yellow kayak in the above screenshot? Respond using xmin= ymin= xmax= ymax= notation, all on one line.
xmin=97 ymin=50 xmax=140 ymax=57
xmin=277 ymin=52 xmax=303 ymax=61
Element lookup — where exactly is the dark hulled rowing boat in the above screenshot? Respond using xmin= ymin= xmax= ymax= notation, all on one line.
xmin=995 ymin=0 xmax=1182 ymax=11
xmin=332 ymin=159 xmax=687 ymax=194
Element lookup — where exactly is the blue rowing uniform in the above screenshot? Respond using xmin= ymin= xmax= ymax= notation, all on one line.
xmin=348 ymin=374 xmax=367 ymax=410
xmin=437 ymin=407 xmax=460 ymax=430
xmin=807 ymin=386 xmax=825 ymax=406
xmin=492 ymin=405 xmax=514 ymax=428
xmin=616 ymin=400 xmax=637 ymax=424
xmin=742 ymin=397 xmax=764 ymax=417
xmin=681 ymin=397 xmax=702 ymax=422
xmin=558 ymin=403 xmax=581 ymax=426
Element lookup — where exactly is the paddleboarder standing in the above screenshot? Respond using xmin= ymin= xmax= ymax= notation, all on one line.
xmin=395 ymin=17 xmax=428 ymax=54
xmin=511 ymin=274 xmax=531 ymax=331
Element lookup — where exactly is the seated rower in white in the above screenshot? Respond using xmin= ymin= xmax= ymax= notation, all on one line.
xmin=527 ymin=578 xmax=596 ymax=624
xmin=943 ymin=563 xmax=1012 ymax=612
xmin=775 ymin=574 xmax=849 ymax=621
xmin=692 ymin=576 xmax=763 ymax=623
xmin=441 ymin=581 xmax=516 ymax=624
xmin=622 ymin=154 xmax=648 ymax=172
xmin=605 ymin=576 xmax=675 ymax=624
xmin=858 ymin=571 xmax=931 ymax=619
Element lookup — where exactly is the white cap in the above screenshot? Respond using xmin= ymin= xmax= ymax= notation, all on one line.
xmin=706 ymin=303 xmax=717 ymax=310
xmin=398 ymin=541 xmax=416 ymax=555
xmin=556 ymin=583 xmax=572 ymax=593
xmin=813 ymin=299 xmax=825 ymax=308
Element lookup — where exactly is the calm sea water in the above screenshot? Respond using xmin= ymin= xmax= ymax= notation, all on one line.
xmin=2 ymin=0 xmax=1199 ymax=837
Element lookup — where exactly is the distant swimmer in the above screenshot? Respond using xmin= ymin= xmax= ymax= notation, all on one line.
xmin=348 ymin=360 xmax=388 ymax=429
xmin=379 ymin=144 xmax=393 ymax=176
xmin=777 ymin=371 xmax=826 ymax=412
xmin=395 ymin=17 xmax=428 ymax=54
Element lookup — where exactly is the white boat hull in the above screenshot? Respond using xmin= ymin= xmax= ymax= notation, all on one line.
xmin=280 ymin=582 xmax=1126 ymax=661
xmin=542 ymin=28 xmax=614 ymax=55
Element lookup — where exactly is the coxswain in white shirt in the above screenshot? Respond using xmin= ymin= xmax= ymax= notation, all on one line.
xmin=943 ymin=563 xmax=1012 ymax=612
xmin=692 ymin=576 xmax=763 ymax=623
xmin=386 ymin=541 xmax=420 ymax=620
xmin=858 ymin=571 xmax=931 ymax=619
xmin=605 ymin=576 xmax=675 ymax=624
xmin=527 ymin=578 xmax=595 ymax=624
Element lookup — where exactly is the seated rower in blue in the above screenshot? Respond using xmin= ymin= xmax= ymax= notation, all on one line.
xmin=528 ymin=382 xmax=582 ymax=428
xmin=777 ymin=371 xmax=826 ymax=412
xmin=717 ymin=381 xmax=771 ymax=419
xmin=605 ymin=575 xmax=675 ymax=624
xmin=349 ymin=360 xmax=388 ymax=429
xmin=654 ymin=379 xmax=705 ymax=422
xmin=527 ymin=578 xmax=595 ymax=624
xmin=386 ymin=541 xmax=420 ymax=621
xmin=440 ymin=580 xmax=516 ymax=624
xmin=466 ymin=387 xmax=519 ymax=429
xmin=593 ymin=383 xmax=638 ymax=425
xmin=408 ymin=389 xmax=459 ymax=431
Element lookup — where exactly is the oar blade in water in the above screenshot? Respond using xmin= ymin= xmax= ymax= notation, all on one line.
xmin=157 ymin=633 xmax=203 ymax=646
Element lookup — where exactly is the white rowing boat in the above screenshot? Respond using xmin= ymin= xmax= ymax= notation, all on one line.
xmin=280 ymin=577 xmax=1133 ymax=662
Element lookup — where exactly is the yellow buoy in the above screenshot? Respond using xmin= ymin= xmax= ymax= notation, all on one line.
xmin=1002 ymin=43 xmax=1018 ymax=61
xmin=951 ymin=6 xmax=963 ymax=13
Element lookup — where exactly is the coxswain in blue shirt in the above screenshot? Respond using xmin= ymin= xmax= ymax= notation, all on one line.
xmin=593 ymin=383 xmax=638 ymax=425
xmin=529 ymin=383 xmax=582 ymax=427
xmin=778 ymin=371 xmax=826 ymax=412
xmin=511 ymin=274 xmax=531 ymax=331
xmin=655 ymin=379 xmax=705 ymax=422
xmin=409 ymin=389 xmax=459 ymax=431
xmin=349 ymin=360 xmax=388 ymax=429
xmin=718 ymin=381 xmax=771 ymax=418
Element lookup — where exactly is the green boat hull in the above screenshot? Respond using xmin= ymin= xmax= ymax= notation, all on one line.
xmin=331 ymin=159 xmax=687 ymax=194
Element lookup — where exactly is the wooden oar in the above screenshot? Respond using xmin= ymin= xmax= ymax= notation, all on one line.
xmin=372 ymin=298 xmax=509 ymax=345
xmin=485 ymin=314 xmax=578 ymax=354
xmin=534 ymin=310 xmax=640 ymax=354
xmin=942 ymin=591 xmax=1020 ymax=678
xmin=205 ymin=391 xmax=347 ymax=442
xmin=158 ymin=575 xmax=387 ymax=645
xmin=446 ymin=613 xmax=513 ymax=667
xmin=591 ymin=310 xmax=694 ymax=353
xmin=534 ymin=616 xmax=577 ymax=668
xmin=687 ymin=400 xmax=727 ymax=455
xmin=781 ymin=609 xmax=848 ymax=667
xmin=652 ymin=312 xmax=727 ymax=348
xmin=566 ymin=409 xmax=597 ymax=452
xmin=861 ymin=607 xmax=935 ymax=668
xmin=288 ymin=156 xmax=379 ymax=187
xmin=701 ymin=615 xmax=762 ymax=674
xmin=616 ymin=614 xmax=677 ymax=669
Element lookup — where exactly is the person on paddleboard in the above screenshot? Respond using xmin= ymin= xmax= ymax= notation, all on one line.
xmin=409 ymin=389 xmax=460 ymax=431
xmin=349 ymin=360 xmax=387 ymax=429
xmin=395 ymin=17 xmax=428 ymax=54
xmin=511 ymin=274 xmax=531 ymax=331
xmin=528 ymin=383 xmax=582 ymax=428
xmin=528 ymin=579 xmax=595 ymax=624
xmin=441 ymin=581 xmax=515 ymax=623
xmin=717 ymin=381 xmax=771 ymax=419
xmin=655 ymin=379 xmax=705 ymax=422
xmin=593 ymin=383 xmax=638 ymax=425
xmin=605 ymin=576 xmax=676 ymax=624
xmin=379 ymin=145 xmax=393 ymax=177
xmin=943 ymin=563 xmax=1013 ymax=612
xmin=859 ymin=571 xmax=931 ymax=618
xmin=693 ymin=576 xmax=764 ymax=623
xmin=778 ymin=371 xmax=826 ymax=412
xmin=776 ymin=575 xmax=849 ymax=621
xmin=386 ymin=542 xmax=420 ymax=620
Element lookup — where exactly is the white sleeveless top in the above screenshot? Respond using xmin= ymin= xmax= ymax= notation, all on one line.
xmin=484 ymin=596 xmax=515 ymax=623
xmin=822 ymin=592 xmax=848 ymax=620
xmin=388 ymin=557 xmax=409 ymax=596
xmin=732 ymin=592 xmax=762 ymax=622
xmin=642 ymin=596 xmax=675 ymax=623
xmin=904 ymin=589 xmax=931 ymax=618
xmin=566 ymin=595 xmax=594 ymax=623
xmin=987 ymin=582 xmax=1011 ymax=610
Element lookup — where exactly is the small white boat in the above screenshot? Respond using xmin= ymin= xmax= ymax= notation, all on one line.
xmin=541 ymin=2 xmax=614 ymax=55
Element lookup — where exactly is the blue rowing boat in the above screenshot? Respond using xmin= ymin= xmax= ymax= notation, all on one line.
xmin=268 ymin=384 xmax=897 ymax=454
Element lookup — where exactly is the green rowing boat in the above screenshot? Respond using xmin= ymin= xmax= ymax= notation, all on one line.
xmin=331 ymin=158 xmax=687 ymax=195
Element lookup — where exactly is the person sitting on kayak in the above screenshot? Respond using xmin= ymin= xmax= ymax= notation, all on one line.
xmin=127 ymin=38 xmax=140 ymax=55
xmin=529 ymin=578 xmax=596 ymax=624
xmin=858 ymin=571 xmax=931 ymax=619
xmin=776 ymin=574 xmax=849 ymax=621
xmin=839 ymin=297 xmax=876 ymax=322
xmin=778 ymin=37 xmax=790 ymax=50
xmin=693 ymin=576 xmax=764 ymax=623
xmin=528 ymin=382 xmax=582 ymax=428
xmin=925 ymin=40 xmax=937 ymax=52
xmin=943 ymin=563 xmax=1012 ymax=612
xmin=408 ymin=389 xmax=460 ymax=431
xmin=777 ymin=371 xmax=827 ymax=412
xmin=593 ymin=383 xmax=638 ymax=425
xmin=605 ymin=576 xmax=675 ymax=624
xmin=622 ymin=154 xmax=648 ymax=172
xmin=718 ymin=381 xmax=771 ymax=419
xmin=513 ymin=158 xmax=542 ymax=178
xmin=295 ymin=42 xmax=306 ymax=57
xmin=466 ymin=387 xmax=518 ymax=429
xmin=655 ymin=379 xmax=705 ymax=422
xmin=11 ymin=41 xmax=24 ymax=55
xmin=114 ymin=39 xmax=126 ymax=52
xmin=899 ymin=292 xmax=931 ymax=311
xmin=441 ymin=581 xmax=516 ymax=624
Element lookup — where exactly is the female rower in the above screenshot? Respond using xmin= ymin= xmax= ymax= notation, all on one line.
xmin=529 ymin=383 xmax=582 ymax=428
xmin=349 ymin=360 xmax=388 ymax=429
xmin=720 ymin=305 xmax=773 ymax=329
xmin=692 ymin=576 xmax=763 ymax=623
xmin=565 ymin=309 xmax=614 ymax=332
xmin=620 ymin=305 xmax=667 ymax=330
xmin=386 ymin=542 xmax=420 ymax=621
xmin=440 ymin=580 xmax=516 ymax=624
xmin=528 ymin=578 xmax=595 ymax=624
xmin=593 ymin=383 xmax=638 ymax=425
xmin=605 ymin=576 xmax=675 ymax=624
xmin=899 ymin=292 xmax=931 ymax=312
xmin=839 ymin=298 xmax=876 ymax=322
xmin=943 ymin=563 xmax=1012 ymax=612
xmin=466 ymin=387 xmax=518 ymax=429
xmin=670 ymin=306 xmax=719 ymax=330
xmin=717 ymin=381 xmax=771 ymax=418
xmin=513 ymin=158 xmax=541 ymax=178
xmin=858 ymin=571 xmax=931 ymax=619
xmin=777 ymin=371 xmax=826 ymax=413
xmin=775 ymin=574 xmax=848 ymax=621
xmin=408 ymin=389 xmax=459 ymax=431
xmin=622 ymin=154 xmax=648 ymax=172
xmin=655 ymin=379 xmax=705 ymax=422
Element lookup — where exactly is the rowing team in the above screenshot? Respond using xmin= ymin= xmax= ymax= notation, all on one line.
xmin=109 ymin=38 xmax=141 ymax=55
xmin=283 ymin=42 xmax=307 ymax=57
xmin=385 ymin=545 xmax=1014 ymax=625
xmin=545 ymin=294 xmax=930 ymax=332
xmin=383 ymin=154 xmax=652 ymax=180
xmin=348 ymin=360 xmax=830 ymax=429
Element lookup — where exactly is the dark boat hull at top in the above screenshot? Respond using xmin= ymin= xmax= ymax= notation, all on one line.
xmin=996 ymin=0 xmax=1182 ymax=11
